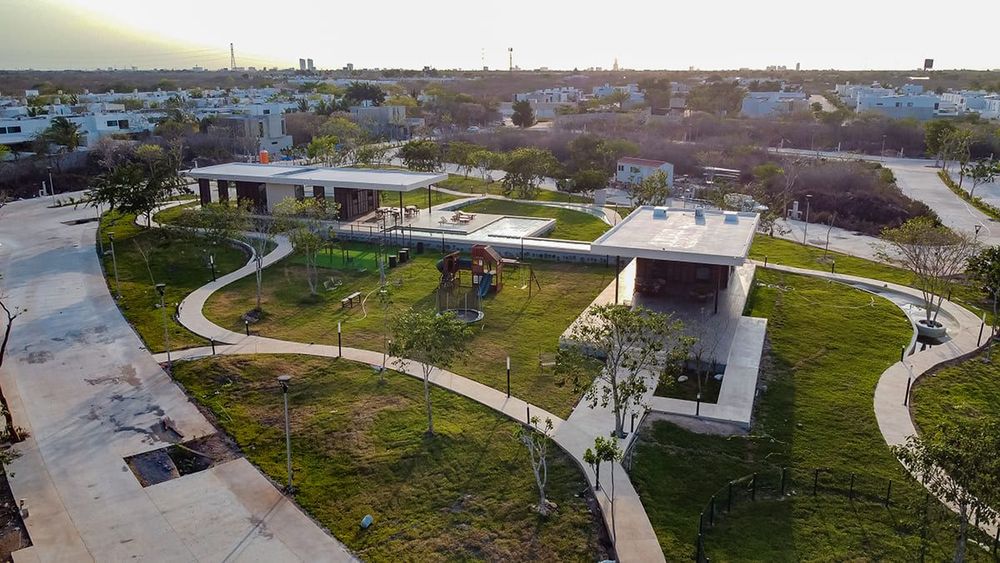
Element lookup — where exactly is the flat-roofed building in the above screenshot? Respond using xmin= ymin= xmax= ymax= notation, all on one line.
xmin=188 ymin=162 xmax=447 ymax=219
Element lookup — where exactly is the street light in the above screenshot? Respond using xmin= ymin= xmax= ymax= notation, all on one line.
xmin=803 ymin=194 xmax=813 ymax=245
xmin=975 ymin=224 xmax=983 ymax=243
xmin=107 ymin=232 xmax=121 ymax=298
xmin=46 ymin=166 xmax=54 ymax=203
xmin=277 ymin=374 xmax=293 ymax=492
xmin=155 ymin=283 xmax=171 ymax=371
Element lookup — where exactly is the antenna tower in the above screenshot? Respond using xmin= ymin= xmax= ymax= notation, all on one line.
xmin=230 ymin=43 xmax=236 ymax=70
xmin=508 ymin=47 xmax=513 ymax=72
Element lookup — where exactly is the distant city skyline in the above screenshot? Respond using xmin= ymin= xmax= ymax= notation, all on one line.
xmin=2 ymin=0 xmax=999 ymax=72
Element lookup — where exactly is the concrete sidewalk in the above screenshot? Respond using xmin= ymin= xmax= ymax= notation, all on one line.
xmin=0 ymin=197 xmax=354 ymax=562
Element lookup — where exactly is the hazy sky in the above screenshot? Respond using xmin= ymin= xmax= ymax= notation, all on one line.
xmin=2 ymin=0 xmax=998 ymax=71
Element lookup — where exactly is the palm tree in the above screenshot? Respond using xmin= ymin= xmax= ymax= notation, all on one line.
xmin=43 ymin=117 xmax=83 ymax=152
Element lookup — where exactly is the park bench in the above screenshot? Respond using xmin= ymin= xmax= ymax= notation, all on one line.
xmin=341 ymin=291 xmax=362 ymax=308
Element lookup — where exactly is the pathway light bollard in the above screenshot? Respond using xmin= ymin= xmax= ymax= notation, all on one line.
xmin=210 ymin=339 xmax=216 ymax=355
xmin=978 ymin=313 xmax=986 ymax=347
xmin=904 ymin=373 xmax=913 ymax=407
xmin=831 ymin=260 xmax=835 ymax=274
xmin=695 ymin=393 xmax=702 ymax=417
xmin=277 ymin=375 xmax=293 ymax=492
xmin=156 ymin=284 xmax=171 ymax=372
xmin=209 ymin=254 xmax=216 ymax=282
xmin=245 ymin=319 xmax=250 ymax=336
xmin=900 ymin=345 xmax=905 ymax=362
xmin=338 ymin=321 xmax=342 ymax=357
xmin=506 ymin=356 xmax=511 ymax=398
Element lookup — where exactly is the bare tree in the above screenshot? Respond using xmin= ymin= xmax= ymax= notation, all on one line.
xmin=515 ymin=416 xmax=555 ymax=515
xmin=0 ymin=277 xmax=25 ymax=442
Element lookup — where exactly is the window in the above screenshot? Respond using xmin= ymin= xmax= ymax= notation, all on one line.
xmin=118 ymin=119 xmax=128 ymax=129
xmin=617 ymin=164 xmax=624 ymax=171
xmin=630 ymin=166 xmax=640 ymax=173
xmin=0 ymin=127 xmax=5 ymax=135
xmin=263 ymin=109 xmax=270 ymax=115
xmin=107 ymin=120 xmax=118 ymax=127
xmin=9 ymin=126 xmax=20 ymax=133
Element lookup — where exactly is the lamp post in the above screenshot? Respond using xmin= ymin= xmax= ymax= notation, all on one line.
xmin=803 ymin=194 xmax=813 ymax=245
xmin=46 ymin=166 xmax=55 ymax=203
xmin=108 ymin=232 xmax=121 ymax=298
xmin=506 ymin=356 xmax=511 ymax=397
xmin=277 ymin=374 xmax=293 ymax=492
xmin=209 ymin=254 xmax=216 ymax=282
xmin=155 ymin=283 xmax=171 ymax=371
xmin=975 ymin=224 xmax=983 ymax=244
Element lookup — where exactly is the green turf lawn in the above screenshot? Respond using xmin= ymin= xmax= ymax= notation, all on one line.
xmin=438 ymin=175 xmax=592 ymax=203
xmin=457 ymin=200 xmax=609 ymax=242
xmin=204 ymin=246 xmax=613 ymax=416
xmin=911 ymin=350 xmax=1000 ymax=432
xmin=750 ymin=234 xmax=991 ymax=321
xmin=172 ymin=355 xmax=608 ymax=561
xmin=98 ymin=210 xmax=249 ymax=352
xmin=153 ymin=200 xmax=198 ymax=224
xmin=629 ymin=269 xmax=991 ymax=560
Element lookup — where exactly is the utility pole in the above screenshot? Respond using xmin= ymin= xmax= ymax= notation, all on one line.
xmin=230 ymin=43 xmax=237 ymax=71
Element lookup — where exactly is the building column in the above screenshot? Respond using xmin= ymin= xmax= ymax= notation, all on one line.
xmin=217 ymin=179 xmax=230 ymax=203
xmin=197 ymin=178 xmax=211 ymax=206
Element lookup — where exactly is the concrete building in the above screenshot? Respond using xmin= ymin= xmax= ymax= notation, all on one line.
xmin=349 ymin=105 xmax=423 ymax=140
xmin=592 ymin=84 xmax=645 ymax=106
xmin=616 ymin=157 xmax=674 ymax=187
xmin=513 ymin=87 xmax=583 ymax=103
xmin=855 ymin=93 xmax=939 ymax=121
xmin=0 ymin=111 xmax=152 ymax=148
xmin=740 ymin=91 xmax=810 ymax=118
xmin=940 ymin=90 xmax=991 ymax=113
xmin=210 ymin=104 xmax=293 ymax=156
xmin=307 ymin=58 xmax=315 ymax=72
xmin=299 ymin=58 xmax=306 ymax=71
xmin=188 ymin=162 xmax=447 ymax=218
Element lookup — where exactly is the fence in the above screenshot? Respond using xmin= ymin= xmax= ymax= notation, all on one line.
xmin=694 ymin=467 xmax=1000 ymax=562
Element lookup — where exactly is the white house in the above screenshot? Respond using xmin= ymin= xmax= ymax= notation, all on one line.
xmin=855 ymin=94 xmax=939 ymax=121
xmin=616 ymin=157 xmax=674 ymax=186
xmin=740 ymin=91 xmax=809 ymax=118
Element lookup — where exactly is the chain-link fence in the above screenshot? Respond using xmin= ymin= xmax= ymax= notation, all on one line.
xmin=694 ymin=467 xmax=999 ymax=562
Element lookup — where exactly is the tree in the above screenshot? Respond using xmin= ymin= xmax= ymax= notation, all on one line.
xmin=893 ymin=420 xmax=1000 ymax=563
xmin=604 ymin=89 xmax=631 ymax=111
xmin=318 ymin=116 xmax=364 ymax=147
xmin=388 ymin=309 xmax=473 ymax=435
xmin=445 ymin=141 xmax=480 ymax=177
xmin=344 ymin=81 xmax=386 ymax=106
xmin=965 ymin=158 xmax=999 ymax=198
xmin=876 ymin=217 xmax=977 ymax=327
xmin=567 ymin=169 xmax=610 ymax=196
xmin=583 ymin=436 xmax=624 ymax=542
xmin=925 ymin=120 xmax=958 ymax=167
xmin=0 ymin=274 xmax=25 ymax=443
xmin=632 ymin=170 xmax=671 ymax=206
xmin=469 ymin=149 xmax=504 ymax=184
xmin=273 ymin=198 xmax=340 ymax=295
xmin=352 ymin=143 xmax=388 ymax=168
xmin=687 ymin=81 xmax=745 ymax=115
xmin=399 ymin=139 xmax=441 ymax=172
xmin=89 ymin=143 xmax=187 ymax=226
xmin=501 ymin=147 xmax=559 ymax=199
xmin=41 ymin=116 xmax=83 ymax=153
xmin=511 ymin=100 xmax=536 ymax=128
xmin=941 ymin=129 xmax=972 ymax=173
xmin=306 ymin=135 xmax=340 ymax=166
xmin=558 ymin=304 xmax=690 ymax=438
xmin=966 ymin=246 xmax=1000 ymax=360
xmin=515 ymin=416 xmax=555 ymax=515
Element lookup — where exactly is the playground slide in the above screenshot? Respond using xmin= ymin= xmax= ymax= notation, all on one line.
xmin=477 ymin=273 xmax=492 ymax=297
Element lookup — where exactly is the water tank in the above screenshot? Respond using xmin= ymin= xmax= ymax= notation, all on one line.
xmin=259 ymin=150 xmax=270 ymax=164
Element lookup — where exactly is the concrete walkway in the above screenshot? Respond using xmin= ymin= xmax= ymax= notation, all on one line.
xmin=760 ymin=262 xmax=998 ymax=540
xmin=0 ymin=197 xmax=354 ymax=562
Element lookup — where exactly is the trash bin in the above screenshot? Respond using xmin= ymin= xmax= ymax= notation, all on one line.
xmin=388 ymin=254 xmax=398 ymax=268
xmin=399 ymin=248 xmax=409 ymax=263
xmin=416 ymin=241 xmax=424 ymax=254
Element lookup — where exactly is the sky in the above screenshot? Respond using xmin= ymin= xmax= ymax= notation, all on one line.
xmin=1 ymin=0 xmax=998 ymax=72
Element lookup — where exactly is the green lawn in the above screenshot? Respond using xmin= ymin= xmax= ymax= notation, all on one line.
xmin=438 ymin=175 xmax=593 ymax=203
xmin=911 ymin=350 xmax=1000 ymax=433
xmin=457 ymin=200 xmax=609 ymax=242
xmin=750 ymin=234 xmax=991 ymax=321
xmin=629 ymin=269 xmax=988 ymax=560
xmin=172 ymin=355 xmax=608 ymax=562
xmin=204 ymin=246 xmax=613 ymax=416
xmin=98 ymin=210 xmax=249 ymax=352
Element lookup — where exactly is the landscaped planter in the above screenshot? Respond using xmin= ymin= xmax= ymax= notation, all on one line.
xmin=916 ymin=318 xmax=947 ymax=339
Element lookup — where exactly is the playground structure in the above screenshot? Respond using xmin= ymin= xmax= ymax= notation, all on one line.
xmin=437 ymin=244 xmax=505 ymax=298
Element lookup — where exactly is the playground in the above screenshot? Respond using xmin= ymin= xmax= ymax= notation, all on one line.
xmin=203 ymin=241 xmax=614 ymax=416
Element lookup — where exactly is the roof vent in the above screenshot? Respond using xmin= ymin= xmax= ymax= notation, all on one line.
xmin=724 ymin=212 xmax=739 ymax=224
xmin=652 ymin=206 xmax=668 ymax=219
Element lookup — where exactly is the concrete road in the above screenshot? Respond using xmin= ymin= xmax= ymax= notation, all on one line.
xmin=0 ymin=197 xmax=353 ymax=562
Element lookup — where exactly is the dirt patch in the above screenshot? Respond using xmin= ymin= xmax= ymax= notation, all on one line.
xmin=24 ymin=351 xmax=52 ymax=365
xmin=0 ymin=466 xmax=31 ymax=561
xmin=84 ymin=364 xmax=141 ymax=388
xmin=124 ymin=433 xmax=240 ymax=488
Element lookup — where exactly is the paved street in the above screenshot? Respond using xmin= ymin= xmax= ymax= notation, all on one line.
xmin=0 ymin=197 xmax=353 ymax=562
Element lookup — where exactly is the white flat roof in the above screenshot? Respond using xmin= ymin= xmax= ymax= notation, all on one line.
xmin=590 ymin=206 xmax=759 ymax=266
xmin=187 ymin=163 xmax=448 ymax=192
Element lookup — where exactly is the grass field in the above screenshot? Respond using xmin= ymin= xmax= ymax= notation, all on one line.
xmin=98 ymin=210 xmax=249 ymax=352
xmin=749 ymin=235 xmax=991 ymax=321
xmin=172 ymin=355 xmax=608 ymax=561
xmin=438 ymin=175 xmax=593 ymax=203
xmin=911 ymin=349 xmax=1000 ymax=433
xmin=204 ymin=245 xmax=613 ymax=416
xmin=457 ymin=199 xmax=610 ymax=242
xmin=379 ymin=188 xmax=463 ymax=210
xmin=629 ymin=269 xmax=986 ymax=560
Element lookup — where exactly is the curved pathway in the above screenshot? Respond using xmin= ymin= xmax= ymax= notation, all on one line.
xmin=150 ymin=206 xmax=664 ymax=562
xmin=759 ymin=262 xmax=997 ymax=539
